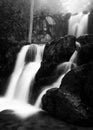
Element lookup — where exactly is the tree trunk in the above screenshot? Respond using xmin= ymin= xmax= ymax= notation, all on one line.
xmin=28 ymin=0 xmax=34 ymax=43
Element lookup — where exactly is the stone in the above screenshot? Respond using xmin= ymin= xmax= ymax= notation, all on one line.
xmin=88 ymin=10 xmax=93 ymax=35
xmin=42 ymin=62 xmax=93 ymax=126
xmin=77 ymin=34 xmax=93 ymax=46
xmin=30 ymin=35 xmax=76 ymax=104
xmin=77 ymin=43 xmax=93 ymax=66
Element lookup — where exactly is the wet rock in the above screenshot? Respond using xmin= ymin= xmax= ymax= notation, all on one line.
xmin=43 ymin=35 xmax=76 ymax=64
xmin=30 ymin=35 xmax=76 ymax=104
xmin=60 ymin=62 xmax=93 ymax=108
xmin=0 ymin=110 xmax=23 ymax=130
xmin=88 ymin=10 xmax=93 ymax=35
xmin=77 ymin=43 xmax=93 ymax=66
xmin=77 ymin=34 xmax=93 ymax=46
xmin=42 ymin=62 xmax=93 ymax=126
xmin=42 ymin=88 xmax=92 ymax=126
xmin=1 ymin=110 xmax=92 ymax=130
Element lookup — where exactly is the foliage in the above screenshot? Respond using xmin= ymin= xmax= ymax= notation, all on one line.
xmin=0 ymin=0 xmax=30 ymax=41
xmin=0 ymin=0 xmax=70 ymax=43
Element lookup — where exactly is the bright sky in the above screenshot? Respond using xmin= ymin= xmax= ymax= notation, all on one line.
xmin=35 ymin=0 xmax=93 ymax=14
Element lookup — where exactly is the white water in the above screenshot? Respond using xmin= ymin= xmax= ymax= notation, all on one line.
xmin=0 ymin=8 xmax=88 ymax=120
xmin=77 ymin=13 xmax=90 ymax=37
xmin=69 ymin=42 xmax=80 ymax=65
xmin=34 ymin=74 xmax=65 ymax=108
xmin=0 ymin=44 xmax=45 ymax=118
xmin=0 ymin=13 xmax=82 ymax=118
xmin=14 ymin=62 xmax=41 ymax=102
xmin=0 ymin=97 xmax=42 ymax=118
xmin=0 ymin=40 xmax=79 ymax=118
xmin=68 ymin=12 xmax=83 ymax=36
xmin=6 ymin=44 xmax=45 ymax=102
xmin=5 ymin=45 xmax=30 ymax=99
xmin=68 ymin=12 xmax=89 ymax=37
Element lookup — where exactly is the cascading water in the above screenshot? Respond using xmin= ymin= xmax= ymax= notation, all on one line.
xmin=34 ymin=74 xmax=65 ymax=108
xmin=68 ymin=12 xmax=83 ymax=36
xmin=0 ymin=36 xmax=80 ymax=119
xmin=0 ymin=44 xmax=45 ymax=118
xmin=0 ymin=0 xmax=89 ymax=120
xmin=0 ymin=42 xmax=78 ymax=119
xmin=5 ymin=45 xmax=30 ymax=99
xmin=13 ymin=44 xmax=45 ymax=102
xmin=77 ymin=13 xmax=90 ymax=37
xmin=68 ymin=12 xmax=89 ymax=37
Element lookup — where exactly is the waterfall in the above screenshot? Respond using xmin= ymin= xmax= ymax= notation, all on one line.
xmin=77 ymin=13 xmax=90 ymax=37
xmin=0 ymin=12 xmax=83 ymax=119
xmin=68 ymin=12 xmax=89 ymax=37
xmin=13 ymin=44 xmax=45 ymax=102
xmin=0 ymin=39 xmax=79 ymax=119
xmin=68 ymin=12 xmax=83 ymax=36
xmin=6 ymin=44 xmax=45 ymax=102
xmin=0 ymin=44 xmax=45 ymax=118
xmin=5 ymin=45 xmax=30 ymax=99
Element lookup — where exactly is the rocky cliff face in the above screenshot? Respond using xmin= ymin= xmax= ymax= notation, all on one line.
xmin=30 ymin=34 xmax=93 ymax=126
xmin=29 ymin=35 xmax=76 ymax=104
xmin=42 ymin=62 xmax=93 ymax=126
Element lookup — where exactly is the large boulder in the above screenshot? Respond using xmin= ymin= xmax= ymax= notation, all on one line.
xmin=76 ymin=35 xmax=93 ymax=65
xmin=41 ymin=35 xmax=93 ymax=125
xmin=76 ymin=43 xmax=93 ymax=66
xmin=29 ymin=35 xmax=76 ymax=104
xmin=88 ymin=10 xmax=93 ymax=35
xmin=77 ymin=34 xmax=93 ymax=46
xmin=42 ymin=62 xmax=93 ymax=126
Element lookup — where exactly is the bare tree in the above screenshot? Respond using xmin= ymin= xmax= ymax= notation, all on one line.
xmin=28 ymin=0 xmax=34 ymax=43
